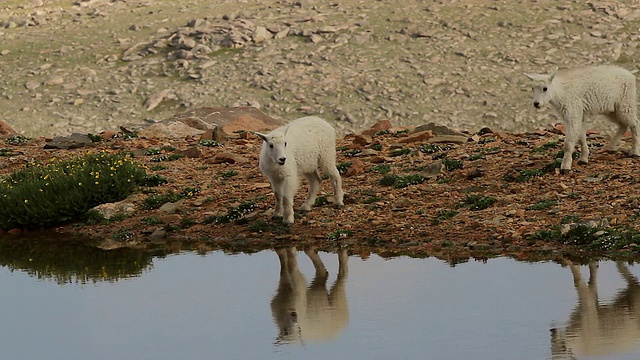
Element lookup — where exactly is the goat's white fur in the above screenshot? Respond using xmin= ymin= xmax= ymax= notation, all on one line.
xmin=525 ymin=65 xmax=640 ymax=173
xmin=255 ymin=116 xmax=344 ymax=224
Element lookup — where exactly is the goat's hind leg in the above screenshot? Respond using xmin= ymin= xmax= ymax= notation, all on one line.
xmin=607 ymin=113 xmax=628 ymax=153
xmin=300 ymin=170 xmax=322 ymax=211
xmin=576 ymin=127 xmax=590 ymax=165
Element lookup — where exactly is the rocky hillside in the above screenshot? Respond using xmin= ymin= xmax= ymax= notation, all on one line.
xmin=1 ymin=0 xmax=640 ymax=139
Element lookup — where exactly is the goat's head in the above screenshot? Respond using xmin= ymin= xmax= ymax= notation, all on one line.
xmin=524 ymin=71 xmax=556 ymax=109
xmin=255 ymin=131 xmax=288 ymax=165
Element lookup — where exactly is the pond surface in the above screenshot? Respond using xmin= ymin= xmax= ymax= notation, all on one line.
xmin=2 ymin=244 xmax=640 ymax=360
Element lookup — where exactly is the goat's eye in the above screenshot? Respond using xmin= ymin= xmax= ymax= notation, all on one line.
xmin=542 ymin=87 xmax=548 ymax=92
xmin=269 ymin=144 xmax=274 ymax=149
xmin=284 ymin=142 xmax=287 ymax=147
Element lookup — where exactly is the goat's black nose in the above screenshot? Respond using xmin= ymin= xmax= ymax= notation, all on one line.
xmin=278 ymin=157 xmax=286 ymax=165
xmin=533 ymin=101 xmax=541 ymax=109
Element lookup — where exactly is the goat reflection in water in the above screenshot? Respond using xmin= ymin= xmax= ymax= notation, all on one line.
xmin=270 ymin=247 xmax=349 ymax=345
xmin=551 ymin=261 xmax=640 ymax=359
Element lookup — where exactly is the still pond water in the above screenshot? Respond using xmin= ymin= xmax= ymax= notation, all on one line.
xmin=2 ymin=243 xmax=640 ymax=360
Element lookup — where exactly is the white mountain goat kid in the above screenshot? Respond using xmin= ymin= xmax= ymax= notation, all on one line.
xmin=525 ymin=65 xmax=640 ymax=173
xmin=255 ymin=116 xmax=344 ymax=224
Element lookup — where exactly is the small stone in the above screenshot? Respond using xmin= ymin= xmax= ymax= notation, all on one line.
xmin=424 ymin=161 xmax=443 ymax=177
xmin=179 ymin=146 xmax=201 ymax=158
xmin=160 ymin=214 xmax=182 ymax=223
xmin=149 ymin=228 xmax=167 ymax=242
xmin=397 ymin=130 xmax=434 ymax=144
xmin=44 ymin=76 xmax=64 ymax=86
xmin=210 ymin=152 xmax=249 ymax=164
xmin=362 ymin=119 xmax=392 ymax=136
xmin=25 ymin=81 xmax=41 ymax=91
xmin=309 ymin=34 xmax=324 ymax=43
xmin=345 ymin=159 xmax=365 ymax=177
xmin=253 ymin=26 xmax=272 ymax=42
xmin=353 ymin=134 xmax=372 ymax=146
xmin=159 ymin=200 xmax=185 ymax=214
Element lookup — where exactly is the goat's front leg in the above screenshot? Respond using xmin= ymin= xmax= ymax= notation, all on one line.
xmin=561 ymin=112 xmax=582 ymax=173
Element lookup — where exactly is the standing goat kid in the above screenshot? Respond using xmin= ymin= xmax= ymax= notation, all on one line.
xmin=525 ymin=65 xmax=640 ymax=173
xmin=255 ymin=116 xmax=344 ymax=224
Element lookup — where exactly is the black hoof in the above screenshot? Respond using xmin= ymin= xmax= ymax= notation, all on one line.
xmin=560 ymin=169 xmax=570 ymax=174
xmin=577 ymin=160 xmax=588 ymax=165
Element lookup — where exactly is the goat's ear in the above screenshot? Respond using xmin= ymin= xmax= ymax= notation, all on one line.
xmin=254 ymin=132 xmax=268 ymax=142
xmin=524 ymin=73 xmax=535 ymax=81
xmin=549 ymin=71 xmax=556 ymax=83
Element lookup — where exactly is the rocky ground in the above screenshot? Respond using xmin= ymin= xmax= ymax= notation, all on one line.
xmin=1 ymin=0 xmax=640 ymax=138
xmin=2 ymin=0 xmax=640 ymax=262
xmin=1 ymin=109 xmax=640 ymax=262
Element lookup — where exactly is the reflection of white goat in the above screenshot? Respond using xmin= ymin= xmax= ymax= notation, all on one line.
xmin=525 ymin=65 xmax=640 ymax=173
xmin=550 ymin=261 xmax=640 ymax=359
xmin=270 ymin=247 xmax=349 ymax=345
xmin=255 ymin=116 xmax=344 ymax=224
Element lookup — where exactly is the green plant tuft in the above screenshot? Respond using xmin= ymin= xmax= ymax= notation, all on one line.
xmin=380 ymin=173 xmax=425 ymax=188
xmin=142 ymin=191 xmax=185 ymax=210
xmin=532 ymin=141 xmax=559 ymax=152
xmin=462 ymin=195 xmax=496 ymax=211
xmin=5 ymin=135 xmax=30 ymax=146
xmin=141 ymin=174 xmax=169 ymax=187
xmin=145 ymin=148 xmax=162 ymax=156
xmin=247 ymin=220 xmax=290 ymax=234
xmin=315 ymin=195 xmax=329 ymax=206
xmin=202 ymin=200 xmax=259 ymax=224
xmin=337 ymin=162 xmax=352 ymax=175
xmin=220 ymin=170 xmax=239 ymax=179
xmin=0 ymin=152 xmax=146 ymax=230
xmin=87 ymin=133 xmax=102 ymax=142
xmin=390 ymin=148 xmax=411 ymax=157
xmin=431 ymin=210 xmax=459 ymax=224
xmin=527 ymin=199 xmax=557 ymax=211
xmin=442 ymin=158 xmax=463 ymax=171
xmin=371 ymin=164 xmax=392 ymax=174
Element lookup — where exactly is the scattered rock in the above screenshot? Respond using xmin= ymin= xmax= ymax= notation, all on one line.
xmin=209 ymin=152 xmax=250 ymax=164
xmin=345 ymin=159 xmax=365 ymax=177
xmin=138 ymin=121 xmax=205 ymax=139
xmin=159 ymin=199 xmax=185 ymax=214
xmin=162 ymin=107 xmax=283 ymax=139
xmin=362 ymin=119 xmax=392 ymax=136
xmin=44 ymin=133 xmax=95 ymax=150
xmin=149 ymin=228 xmax=167 ymax=242
xmin=428 ymin=135 xmax=469 ymax=144
xmin=144 ymin=89 xmax=175 ymax=111
xmin=415 ymin=123 xmax=468 ymax=137
xmin=0 ymin=120 xmax=18 ymax=138
xmin=178 ymin=146 xmax=202 ymax=158
xmin=397 ymin=130 xmax=434 ymax=144
xmin=92 ymin=200 xmax=137 ymax=220
xmin=424 ymin=160 xmax=444 ymax=177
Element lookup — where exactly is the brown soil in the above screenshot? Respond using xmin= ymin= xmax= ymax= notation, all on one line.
xmin=2 ymin=123 xmax=639 ymax=263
